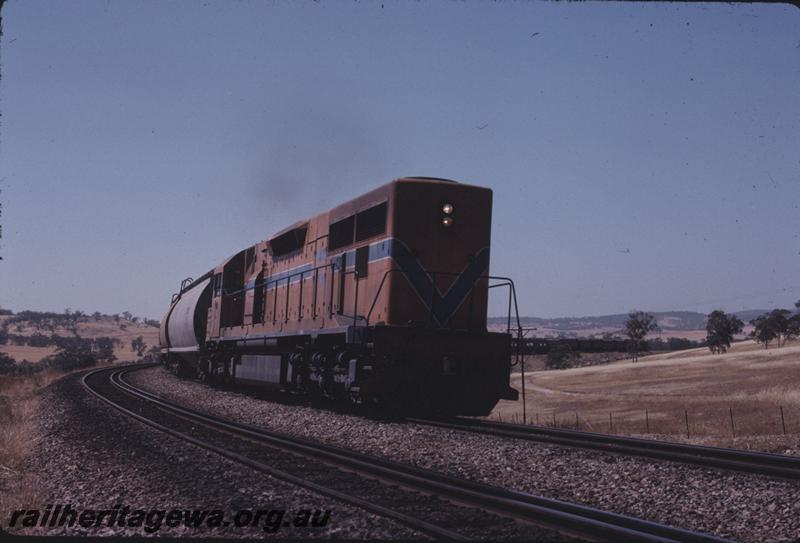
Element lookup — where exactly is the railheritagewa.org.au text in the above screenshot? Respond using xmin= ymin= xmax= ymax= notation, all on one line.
xmin=9 ymin=504 xmax=331 ymax=533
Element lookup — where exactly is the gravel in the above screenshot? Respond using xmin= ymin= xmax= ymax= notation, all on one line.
xmin=129 ymin=366 xmax=800 ymax=543
xmin=7 ymin=370 xmax=425 ymax=539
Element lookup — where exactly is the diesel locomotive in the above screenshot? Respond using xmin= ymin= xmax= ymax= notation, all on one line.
xmin=159 ymin=177 xmax=520 ymax=415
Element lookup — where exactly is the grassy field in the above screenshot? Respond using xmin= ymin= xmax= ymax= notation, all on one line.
xmin=493 ymin=340 xmax=800 ymax=445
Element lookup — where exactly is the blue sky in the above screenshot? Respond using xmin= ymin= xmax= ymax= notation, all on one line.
xmin=1 ymin=1 xmax=799 ymax=319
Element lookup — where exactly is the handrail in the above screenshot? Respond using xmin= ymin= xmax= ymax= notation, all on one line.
xmin=221 ymin=263 xmax=523 ymax=338
xmin=180 ymin=277 xmax=194 ymax=292
xmin=222 ymin=262 xmax=335 ymax=298
xmin=361 ymin=266 xmax=527 ymax=422
xmin=220 ymin=261 xmax=365 ymax=326
xmin=365 ymin=268 xmax=522 ymax=333
xmin=221 ymin=264 xmax=523 ymax=337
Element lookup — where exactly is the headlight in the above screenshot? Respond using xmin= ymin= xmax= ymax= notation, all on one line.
xmin=442 ymin=216 xmax=454 ymax=227
xmin=442 ymin=203 xmax=454 ymax=215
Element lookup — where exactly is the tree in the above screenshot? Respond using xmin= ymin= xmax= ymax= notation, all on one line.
xmin=131 ymin=336 xmax=147 ymax=357
xmin=546 ymin=343 xmax=580 ymax=369
xmin=788 ymin=315 xmax=800 ymax=343
xmin=122 ymin=311 xmax=133 ymax=322
xmin=750 ymin=314 xmax=776 ymax=349
xmin=93 ymin=337 xmax=118 ymax=363
xmin=769 ymin=309 xmax=794 ymax=347
xmin=749 ymin=309 xmax=794 ymax=349
xmin=625 ymin=311 xmax=658 ymax=363
xmin=786 ymin=306 xmax=800 ymax=345
xmin=705 ymin=310 xmax=744 ymax=354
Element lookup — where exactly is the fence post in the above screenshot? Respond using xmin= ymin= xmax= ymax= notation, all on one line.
xmin=781 ymin=406 xmax=787 ymax=435
xmin=553 ymin=412 xmax=557 ymax=428
xmin=536 ymin=412 xmax=540 ymax=426
xmin=575 ymin=411 xmax=579 ymax=431
xmin=729 ymin=407 xmax=735 ymax=438
xmin=609 ymin=412 xmax=613 ymax=433
xmin=645 ymin=409 xmax=650 ymax=434
xmin=684 ymin=409 xmax=690 ymax=439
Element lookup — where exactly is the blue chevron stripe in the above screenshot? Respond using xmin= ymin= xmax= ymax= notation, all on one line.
xmin=386 ymin=239 xmax=490 ymax=326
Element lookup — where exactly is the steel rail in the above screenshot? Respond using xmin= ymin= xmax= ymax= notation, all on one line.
xmin=82 ymin=366 xmax=468 ymax=541
xmin=411 ymin=417 xmax=800 ymax=480
xmin=89 ymin=365 xmax=730 ymax=543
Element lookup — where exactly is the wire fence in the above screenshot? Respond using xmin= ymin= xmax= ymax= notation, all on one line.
xmin=493 ymin=404 xmax=799 ymax=438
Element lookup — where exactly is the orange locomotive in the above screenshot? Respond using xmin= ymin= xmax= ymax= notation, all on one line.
xmin=159 ymin=177 xmax=519 ymax=415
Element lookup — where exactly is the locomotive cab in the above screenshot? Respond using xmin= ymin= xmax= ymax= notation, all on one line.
xmin=354 ymin=179 xmax=515 ymax=414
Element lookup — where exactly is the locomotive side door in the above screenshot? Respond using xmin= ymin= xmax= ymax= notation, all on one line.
xmin=336 ymin=252 xmax=347 ymax=315
xmin=208 ymin=272 xmax=223 ymax=338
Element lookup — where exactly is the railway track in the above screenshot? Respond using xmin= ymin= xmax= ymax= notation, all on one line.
xmin=83 ymin=364 xmax=730 ymax=542
xmin=412 ymin=417 xmax=800 ymax=480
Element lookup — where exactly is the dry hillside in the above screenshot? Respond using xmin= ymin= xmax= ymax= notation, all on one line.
xmin=0 ymin=312 xmax=160 ymax=364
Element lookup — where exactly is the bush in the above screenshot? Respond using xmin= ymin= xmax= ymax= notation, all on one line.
xmin=546 ymin=343 xmax=580 ymax=370
xmin=93 ymin=337 xmax=118 ymax=363
xmin=40 ymin=349 xmax=97 ymax=372
xmin=0 ymin=352 xmax=16 ymax=374
xmin=52 ymin=336 xmax=92 ymax=351
xmin=27 ymin=333 xmax=53 ymax=347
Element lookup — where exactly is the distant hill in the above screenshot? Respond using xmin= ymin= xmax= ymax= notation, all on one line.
xmin=488 ymin=310 xmax=770 ymax=339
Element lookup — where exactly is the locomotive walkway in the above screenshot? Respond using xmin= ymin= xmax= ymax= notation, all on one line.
xmin=411 ymin=417 xmax=800 ymax=480
xmin=82 ymin=363 xmax=730 ymax=542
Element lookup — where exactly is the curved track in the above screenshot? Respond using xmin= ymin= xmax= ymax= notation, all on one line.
xmin=82 ymin=364 xmax=731 ymax=543
xmin=412 ymin=417 xmax=800 ymax=480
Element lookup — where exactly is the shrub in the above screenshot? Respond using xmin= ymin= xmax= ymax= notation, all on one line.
xmin=546 ymin=343 xmax=580 ymax=370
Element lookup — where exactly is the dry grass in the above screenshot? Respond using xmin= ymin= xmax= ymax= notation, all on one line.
xmin=495 ymin=340 xmax=800 ymax=444
xmin=0 ymin=370 xmax=64 ymax=468
xmin=0 ymin=370 xmax=72 ymax=528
